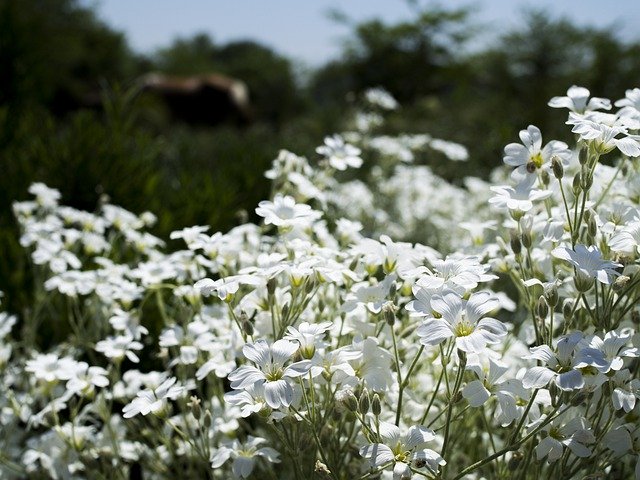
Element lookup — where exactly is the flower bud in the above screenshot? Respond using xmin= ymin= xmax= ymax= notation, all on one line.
xmin=372 ymin=393 xmax=382 ymax=416
xmin=588 ymin=215 xmax=597 ymax=238
xmin=536 ymin=296 xmax=549 ymax=320
xmin=563 ymin=298 xmax=574 ymax=322
xmin=573 ymin=172 xmax=582 ymax=194
xmin=521 ymin=231 xmax=532 ymax=249
xmin=510 ymin=231 xmax=522 ymax=255
xmin=343 ymin=390 xmax=358 ymax=412
xmin=540 ymin=169 xmax=550 ymax=186
xmin=581 ymin=171 xmax=593 ymax=190
xmin=383 ymin=302 xmax=396 ymax=326
xmin=189 ymin=396 xmax=201 ymax=420
xmin=359 ymin=388 xmax=370 ymax=415
xmin=579 ymin=147 xmax=588 ymax=165
xmin=203 ymin=410 xmax=212 ymax=429
xmin=544 ymin=283 xmax=559 ymax=307
xmin=267 ymin=277 xmax=277 ymax=296
xmin=551 ymin=156 xmax=564 ymax=179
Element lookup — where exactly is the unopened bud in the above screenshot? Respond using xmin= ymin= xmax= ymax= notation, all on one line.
xmin=267 ymin=278 xmax=277 ymax=296
xmin=544 ymin=283 xmax=559 ymax=307
xmin=521 ymin=231 xmax=532 ymax=249
xmin=579 ymin=147 xmax=588 ymax=165
xmin=563 ymin=299 xmax=574 ymax=322
xmin=552 ymin=156 xmax=564 ymax=179
xmin=305 ymin=279 xmax=315 ymax=294
xmin=540 ymin=169 xmax=550 ymax=186
xmin=536 ymin=296 xmax=549 ymax=320
xmin=581 ymin=171 xmax=593 ymax=190
xmin=588 ymin=215 xmax=597 ymax=237
xmin=242 ymin=318 xmax=254 ymax=336
xmin=510 ymin=231 xmax=522 ymax=255
xmin=359 ymin=388 xmax=370 ymax=415
xmin=573 ymin=172 xmax=582 ymax=194
xmin=383 ymin=302 xmax=396 ymax=326
xmin=203 ymin=410 xmax=212 ymax=429
xmin=189 ymin=396 xmax=201 ymax=420
xmin=343 ymin=390 xmax=358 ymax=412
xmin=372 ymin=394 xmax=382 ymax=416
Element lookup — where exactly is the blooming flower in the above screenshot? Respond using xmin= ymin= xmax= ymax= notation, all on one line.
xmin=548 ymin=85 xmax=611 ymax=113
xmin=227 ymin=339 xmax=311 ymax=409
xmin=122 ymin=377 xmax=184 ymax=418
xmin=316 ymin=134 xmax=363 ymax=171
xmin=416 ymin=290 xmax=506 ymax=353
xmin=489 ymin=183 xmax=552 ymax=212
xmin=359 ymin=422 xmax=445 ymax=479
xmin=552 ymin=244 xmax=621 ymax=285
xmin=255 ymin=194 xmax=321 ymax=230
xmin=503 ymin=125 xmax=571 ymax=180
xmin=522 ymin=332 xmax=590 ymax=391
xmin=534 ymin=416 xmax=595 ymax=463
xmin=210 ymin=436 xmax=280 ymax=479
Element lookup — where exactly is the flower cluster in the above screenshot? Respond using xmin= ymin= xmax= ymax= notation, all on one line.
xmin=1 ymin=86 xmax=639 ymax=479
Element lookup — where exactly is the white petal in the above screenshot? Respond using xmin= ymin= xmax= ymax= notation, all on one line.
xmin=462 ymin=380 xmax=491 ymax=407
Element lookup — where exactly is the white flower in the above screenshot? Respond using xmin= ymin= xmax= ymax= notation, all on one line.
xmin=548 ymin=85 xmax=611 ymax=113
xmin=95 ymin=334 xmax=143 ymax=363
xmin=489 ymin=183 xmax=552 ymax=212
xmin=416 ymin=290 xmax=506 ymax=353
xmin=255 ymin=194 xmax=321 ymax=229
xmin=25 ymin=353 xmax=78 ymax=383
xmin=359 ymin=422 xmax=445 ymax=479
xmin=364 ymin=87 xmax=398 ymax=110
xmin=194 ymin=274 xmax=261 ymax=302
xmin=227 ymin=339 xmax=311 ymax=409
xmin=535 ymin=416 xmax=595 ymax=463
xmin=316 ymin=134 xmax=363 ymax=170
xmin=522 ymin=332 xmax=588 ymax=391
xmin=342 ymin=275 xmax=396 ymax=314
xmin=210 ymin=436 xmax=280 ymax=479
xmin=503 ymin=125 xmax=570 ymax=179
xmin=609 ymin=220 xmax=640 ymax=254
xmin=122 ymin=377 xmax=183 ymax=419
xmin=66 ymin=362 xmax=109 ymax=396
xmin=570 ymin=118 xmax=640 ymax=157
xmin=552 ymin=244 xmax=621 ymax=285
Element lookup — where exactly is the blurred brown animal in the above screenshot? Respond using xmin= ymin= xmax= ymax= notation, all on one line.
xmin=138 ymin=73 xmax=252 ymax=126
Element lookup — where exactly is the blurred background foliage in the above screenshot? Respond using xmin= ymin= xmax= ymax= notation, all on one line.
xmin=1 ymin=0 xmax=640 ymax=315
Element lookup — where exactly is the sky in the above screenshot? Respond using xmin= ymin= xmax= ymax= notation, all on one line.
xmin=88 ymin=0 xmax=640 ymax=67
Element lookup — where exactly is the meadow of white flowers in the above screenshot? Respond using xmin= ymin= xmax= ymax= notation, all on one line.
xmin=2 ymin=85 xmax=640 ymax=479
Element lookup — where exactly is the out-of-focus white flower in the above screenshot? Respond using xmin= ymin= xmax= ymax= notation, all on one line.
xmin=255 ymin=194 xmax=321 ymax=229
xmin=210 ymin=436 xmax=280 ymax=479
xmin=122 ymin=377 xmax=183 ymax=418
xmin=364 ymin=87 xmax=399 ymax=110
xmin=316 ymin=134 xmax=363 ymax=171
xmin=489 ymin=183 xmax=552 ymax=212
